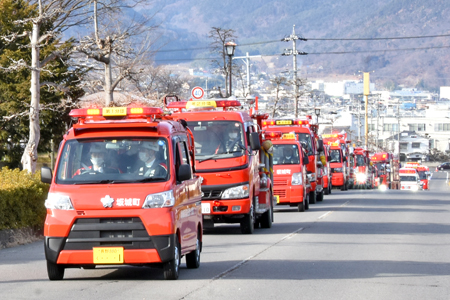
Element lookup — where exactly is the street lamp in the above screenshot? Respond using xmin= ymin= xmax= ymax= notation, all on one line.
xmin=225 ymin=41 xmax=237 ymax=97
xmin=314 ymin=108 xmax=320 ymax=124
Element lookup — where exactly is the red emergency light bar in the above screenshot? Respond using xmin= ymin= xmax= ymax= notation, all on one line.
xmin=265 ymin=131 xmax=283 ymax=138
xmin=69 ymin=107 xmax=163 ymax=118
xmin=166 ymin=100 xmax=241 ymax=110
xmin=262 ymin=119 xmax=309 ymax=126
xmin=400 ymin=169 xmax=417 ymax=174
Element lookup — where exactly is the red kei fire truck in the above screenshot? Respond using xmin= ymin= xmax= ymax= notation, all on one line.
xmin=41 ymin=106 xmax=203 ymax=280
xmin=417 ymin=165 xmax=430 ymax=190
xmin=352 ymin=147 xmax=374 ymax=189
xmin=370 ymin=152 xmax=393 ymax=190
xmin=167 ymin=99 xmax=274 ymax=234
xmin=322 ymin=133 xmax=351 ymax=191
xmin=262 ymin=118 xmax=324 ymax=204
xmin=267 ymin=132 xmax=311 ymax=212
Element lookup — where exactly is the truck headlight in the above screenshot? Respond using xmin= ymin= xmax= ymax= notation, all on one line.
xmin=45 ymin=193 xmax=74 ymax=210
xmin=356 ymin=173 xmax=367 ymax=183
xmin=221 ymin=184 xmax=249 ymax=199
xmin=291 ymin=172 xmax=303 ymax=185
xmin=307 ymin=173 xmax=316 ymax=182
xmin=142 ymin=190 xmax=175 ymax=208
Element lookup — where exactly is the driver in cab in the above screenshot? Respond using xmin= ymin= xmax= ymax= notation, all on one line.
xmin=74 ymin=143 xmax=119 ymax=176
xmin=216 ymin=124 xmax=241 ymax=154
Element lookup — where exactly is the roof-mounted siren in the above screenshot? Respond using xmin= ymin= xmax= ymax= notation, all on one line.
xmin=164 ymin=94 xmax=181 ymax=107
xmin=69 ymin=107 xmax=163 ymax=124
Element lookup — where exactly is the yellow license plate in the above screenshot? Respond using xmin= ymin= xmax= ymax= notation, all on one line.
xmin=275 ymin=195 xmax=280 ymax=203
xmin=103 ymin=107 xmax=127 ymax=116
xmin=93 ymin=247 xmax=124 ymax=264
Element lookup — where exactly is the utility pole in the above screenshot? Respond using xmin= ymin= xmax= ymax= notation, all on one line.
xmin=233 ymin=52 xmax=261 ymax=96
xmin=376 ymin=99 xmax=380 ymax=150
xmin=363 ymin=72 xmax=370 ymax=150
xmin=281 ymin=25 xmax=307 ymax=118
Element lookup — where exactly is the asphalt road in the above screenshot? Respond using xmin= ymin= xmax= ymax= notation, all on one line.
xmin=1 ymin=171 xmax=449 ymax=300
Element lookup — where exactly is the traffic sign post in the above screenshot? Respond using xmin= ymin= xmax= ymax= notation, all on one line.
xmin=191 ymin=87 xmax=205 ymax=100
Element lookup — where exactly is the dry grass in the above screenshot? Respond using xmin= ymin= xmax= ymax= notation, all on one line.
xmin=0 ymin=228 xmax=43 ymax=249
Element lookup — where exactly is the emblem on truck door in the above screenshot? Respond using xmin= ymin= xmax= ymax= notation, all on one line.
xmin=101 ymin=195 xmax=115 ymax=208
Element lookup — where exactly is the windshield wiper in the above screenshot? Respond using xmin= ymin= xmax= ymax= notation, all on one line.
xmin=198 ymin=151 xmax=242 ymax=163
xmin=136 ymin=177 xmax=166 ymax=183
xmin=73 ymin=179 xmax=117 ymax=184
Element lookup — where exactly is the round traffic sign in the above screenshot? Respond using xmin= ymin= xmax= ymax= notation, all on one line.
xmin=191 ymin=86 xmax=205 ymax=99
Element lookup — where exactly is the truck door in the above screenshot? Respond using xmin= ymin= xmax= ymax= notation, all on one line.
xmin=174 ymin=138 xmax=197 ymax=249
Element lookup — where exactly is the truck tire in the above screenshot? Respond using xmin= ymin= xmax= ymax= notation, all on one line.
xmin=324 ymin=186 xmax=329 ymax=195
xmin=297 ymin=195 xmax=305 ymax=212
xmin=240 ymin=204 xmax=255 ymax=234
xmin=305 ymin=193 xmax=310 ymax=210
xmin=309 ymin=190 xmax=316 ymax=204
xmin=163 ymin=237 xmax=181 ymax=280
xmin=341 ymin=184 xmax=345 ymax=191
xmin=186 ymin=231 xmax=201 ymax=269
xmin=260 ymin=201 xmax=273 ymax=228
xmin=317 ymin=191 xmax=324 ymax=202
xmin=47 ymin=261 xmax=65 ymax=281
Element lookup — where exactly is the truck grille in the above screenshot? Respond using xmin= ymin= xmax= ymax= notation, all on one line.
xmin=273 ymin=179 xmax=288 ymax=186
xmin=63 ymin=217 xmax=153 ymax=250
xmin=274 ymin=189 xmax=286 ymax=198
xmin=201 ymin=189 xmax=223 ymax=200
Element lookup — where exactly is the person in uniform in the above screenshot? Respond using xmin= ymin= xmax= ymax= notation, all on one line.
xmin=281 ymin=147 xmax=298 ymax=164
xmin=74 ymin=143 xmax=119 ymax=176
xmin=137 ymin=141 xmax=168 ymax=178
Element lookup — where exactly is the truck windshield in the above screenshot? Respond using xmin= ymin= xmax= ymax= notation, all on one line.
xmin=186 ymin=121 xmax=245 ymax=160
xmin=329 ymin=149 xmax=341 ymax=163
xmin=296 ymin=133 xmax=313 ymax=156
xmin=418 ymin=171 xmax=427 ymax=180
xmin=55 ymin=138 xmax=170 ymax=184
xmin=400 ymin=175 xmax=417 ymax=182
xmin=355 ymin=154 xmax=365 ymax=166
xmin=273 ymin=144 xmax=300 ymax=165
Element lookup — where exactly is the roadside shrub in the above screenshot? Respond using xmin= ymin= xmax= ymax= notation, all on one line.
xmin=0 ymin=167 xmax=49 ymax=230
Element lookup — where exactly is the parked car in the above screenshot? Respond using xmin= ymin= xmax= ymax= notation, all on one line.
xmin=436 ymin=162 xmax=450 ymax=171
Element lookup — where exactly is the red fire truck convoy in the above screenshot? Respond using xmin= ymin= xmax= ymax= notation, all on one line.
xmin=41 ymin=106 xmax=203 ymax=280
xmin=268 ymin=132 xmax=311 ymax=212
xmin=321 ymin=143 xmax=332 ymax=195
xmin=352 ymin=147 xmax=374 ymax=189
xmin=370 ymin=152 xmax=393 ymax=190
xmin=322 ymin=133 xmax=351 ymax=191
xmin=262 ymin=118 xmax=324 ymax=204
xmin=167 ymin=99 xmax=274 ymax=234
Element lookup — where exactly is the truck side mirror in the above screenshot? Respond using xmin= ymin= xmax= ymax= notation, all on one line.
xmin=177 ymin=164 xmax=192 ymax=182
xmin=303 ymin=155 xmax=309 ymax=165
xmin=41 ymin=167 xmax=53 ymax=184
xmin=317 ymin=140 xmax=324 ymax=152
xmin=249 ymin=132 xmax=261 ymax=151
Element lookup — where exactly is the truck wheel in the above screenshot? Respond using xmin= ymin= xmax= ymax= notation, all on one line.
xmin=260 ymin=202 xmax=273 ymax=228
xmin=329 ymin=184 xmax=332 ymax=194
xmin=47 ymin=260 xmax=65 ymax=281
xmin=163 ymin=237 xmax=181 ymax=280
xmin=240 ymin=204 xmax=255 ymax=234
xmin=305 ymin=193 xmax=310 ymax=210
xmin=309 ymin=190 xmax=316 ymax=204
xmin=324 ymin=186 xmax=329 ymax=195
xmin=317 ymin=191 xmax=324 ymax=202
xmin=186 ymin=231 xmax=201 ymax=269
xmin=341 ymin=184 xmax=345 ymax=191
xmin=297 ymin=193 xmax=305 ymax=212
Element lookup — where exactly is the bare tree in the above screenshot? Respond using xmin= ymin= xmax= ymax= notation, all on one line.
xmin=208 ymin=27 xmax=237 ymax=97
xmin=0 ymin=0 xmax=91 ymax=173
xmin=74 ymin=0 xmax=158 ymax=106
xmin=270 ymin=76 xmax=288 ymax=118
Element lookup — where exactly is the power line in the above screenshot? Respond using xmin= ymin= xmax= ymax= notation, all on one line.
xmin=156 ymin=33 xmax=450 ymax=53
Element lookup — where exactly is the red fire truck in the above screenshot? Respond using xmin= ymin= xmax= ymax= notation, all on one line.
xmin=41 ymin=106 xmax=203 ymax=280
xmin=370 ymin=152 xmax=393 ymax=190
xmin=322 ymin=133 xmax=351 ymax=191
xmin=268 ymin=132 xmax=311 ymax=212
xmin=262 ymin=118 xmax=324 ymax=204
xmin=417 ymin=165 xmax=430 ymax=190
xmin=167 ymin=99 xmax=274 ymax=234
xmin=352 ymin=147 xmax=374 ymax=189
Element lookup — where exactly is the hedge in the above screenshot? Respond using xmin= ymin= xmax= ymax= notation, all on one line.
xmin=0 ymin=167 xmax=49 ymax=230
